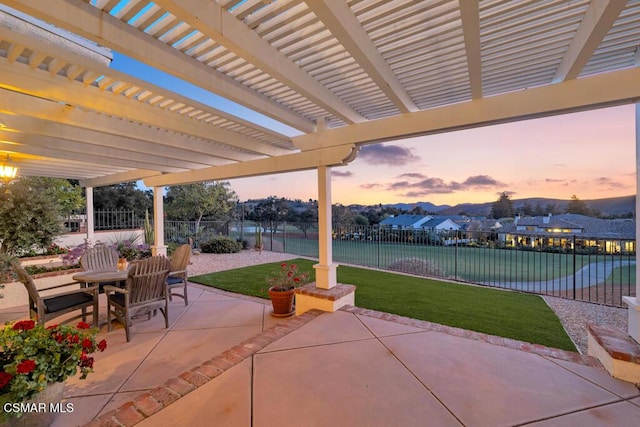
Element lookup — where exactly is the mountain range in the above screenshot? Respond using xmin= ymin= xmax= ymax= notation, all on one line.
xmin=384 ymin=195 xmax=635 ymax=217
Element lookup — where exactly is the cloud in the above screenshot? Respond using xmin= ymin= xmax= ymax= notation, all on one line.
xmin=358 ymin=144 xmax=420 ymax=166
xmin=397 ymin=172 xmax=426 ymax=179
xmin=593 ymin=177 xmax=627 ymax=189
xmin=359 ymin=183 xmax=383 ymax=189
xmin=461 ymin=175 xmax=502 ymax=187
xmin=331 ymin=170 xmax=353 ymax=178
xmin=359 ymin=173 xmax=506 ymax=197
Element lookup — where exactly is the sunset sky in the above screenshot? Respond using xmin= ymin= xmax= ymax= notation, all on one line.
xmin=229 ymin=105 xmax=636 ymax=207
xmin=113 ymin=54 xmax=636 ymax=208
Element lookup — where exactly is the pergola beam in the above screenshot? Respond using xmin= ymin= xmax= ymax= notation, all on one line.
xmin=0 ymin=61 xmax=289 ymax=157
xmin=459 ymin=0 xmax=482 ymax=99
xmin=553 ymin=0 xmax=626 ymax=82
xmin=0 ymin=89 xmax=259 ymax=163
xmin=144 ymin=145 xmax=357 ymax=187
xmin=154 ymin=0 xmax=365 ymax=124
xmin=3 ymin=0 xmax=316 ymax=133
xmin=306 ymin=0 xmax=417 ymax=113
xmin=80 ymin=170 xmax=162 ymax=188
xmin=294 ymin=66 xmax=640 ymax=150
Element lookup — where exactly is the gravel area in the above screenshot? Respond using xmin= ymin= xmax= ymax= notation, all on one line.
xmin=542 ymin=295 xmax=628 ymax=354
xmin=187 ymin=250 xmax=629 ymax=355
xmin=187 ymin=250 xmax=298 ymax=277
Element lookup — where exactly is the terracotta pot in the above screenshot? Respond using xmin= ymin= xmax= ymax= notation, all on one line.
xmin=268 ymin=286 xmax=295 ymax=316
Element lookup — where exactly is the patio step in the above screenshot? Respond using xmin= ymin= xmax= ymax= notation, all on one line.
xmin=587 ymin=323 xmax=640 ymax=384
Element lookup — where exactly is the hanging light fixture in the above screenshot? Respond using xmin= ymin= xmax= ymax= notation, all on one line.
xmin=0 ymin=154 xmax=18 ymax=185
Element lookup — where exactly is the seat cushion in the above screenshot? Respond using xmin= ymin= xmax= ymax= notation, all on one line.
xmin=109 ymin=293 xmax=126 ymax=307
xmin=166 ymin=276 xmax=184 ymax=286
xmin=44 ymin=293 xmax=94 ymax=313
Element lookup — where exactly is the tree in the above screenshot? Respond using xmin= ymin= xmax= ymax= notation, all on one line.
xmin=0 ymin=177 xmax=74 ymax=255
xmin=165 ymin=181 xmax=238 ymax=242
xmin=566 ymin=195 xmax=591 ymax=216
xmin=490 ymin=192 xmax=514 ymax=219
xmin=93 ymin=182 xmax=152 ymax=216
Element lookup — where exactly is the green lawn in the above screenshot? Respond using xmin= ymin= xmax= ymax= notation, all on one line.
xmin=190 ymin=258 xmax=576 ymax=352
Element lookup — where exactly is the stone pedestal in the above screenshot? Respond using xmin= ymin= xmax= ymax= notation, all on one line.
xmin=294 ymin=283 xmax=356 ymax=315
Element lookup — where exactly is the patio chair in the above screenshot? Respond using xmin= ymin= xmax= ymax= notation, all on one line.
xmin=167 ymin=244 xmax=191 ymax=305
xmin=80 ymin=244 xmax=119 ymax=271
xmin=11 ymin=262 xmax=99 ymax=326
xmin=80 ymin=244 xmax=121 ymax=291
xmin=104 ymin=256 xmax=171 ymax=342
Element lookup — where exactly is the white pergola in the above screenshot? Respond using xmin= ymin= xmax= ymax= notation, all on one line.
xmin=2 ymin=1 xmax=640 ymax=340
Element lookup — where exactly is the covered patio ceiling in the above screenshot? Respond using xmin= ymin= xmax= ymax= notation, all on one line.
xmin=0 ymin=0 xmax=639 ymax=188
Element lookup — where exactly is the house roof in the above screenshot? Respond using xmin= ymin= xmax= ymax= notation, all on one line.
xmin=379 ymin=214 xmax=428 ymax=227
xmin=423 ymin=217 xmax=459 ymax=229
xmin=1 ymin=1 xmax=640 ymax=187
xmin=505 ymin=214 xmax=635 ymax=239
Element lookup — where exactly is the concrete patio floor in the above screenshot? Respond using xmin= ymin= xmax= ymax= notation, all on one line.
xmin=3 ymin=282 xmax=640 ymax=426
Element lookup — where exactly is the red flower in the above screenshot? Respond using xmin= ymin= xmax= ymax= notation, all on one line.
xmin=46 ymin=324 xmax=59 ymax=330
xmin=79 ymin=357 xmax=94 ymax=369
xmin=12 ymin=320 xmax=35 ymax=331
xmin=290 ymin=264 xmax=297 ymax=269
xmin=16 ymin=360 xmax=36 ymax=374
xmin=280 ymin=263 xmax=287 ymax=267
xmin=82 ymin=338 xmax=93 ymax=349
xmin=76 ymin=321 xmax=91 ymax=330
xmin=0 ymin=372 xmax=12 ymax=389
xmin=294 ymin=277 xmax=300 ymax=283
xmin=287 ymin=271 xmax=293 ymax=277
xmin=97 ymin=339 xmax=107 ymax=352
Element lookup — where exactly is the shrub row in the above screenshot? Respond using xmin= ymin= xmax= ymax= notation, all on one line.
xmin=199 ymin=236 xmax=242 ymax=254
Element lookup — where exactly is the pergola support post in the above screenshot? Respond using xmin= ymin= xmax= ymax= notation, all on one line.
xmin=151 ymin=186 xmax=167 ymax=256
xmin=623 ymin=102 xmax=640 ymax=342
xmin=84 ymin=186 xmax=95 ymax=245
xmin=590 ymin=102 xmax=640 ymax=383
xmin=295 ymin=165 xmax=355 ymax=315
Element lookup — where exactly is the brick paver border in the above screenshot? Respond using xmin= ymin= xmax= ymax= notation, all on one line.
xmin=85 ymin=301 xmax=604 ymax=426
xmin=342 ymin=305 xmax=603 ymax=368
xmin=85 ymin=309 xmax=324 ymax=427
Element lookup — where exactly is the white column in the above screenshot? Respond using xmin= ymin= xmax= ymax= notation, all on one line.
xmin=151 ymin=186 xmax=167 ymax=256
xmin=85 ymin=186 xmax=95 ymax=245
xmin=314 ymin=165 xmax=337 ymax=289
xmin=623 ymin=103 xmax=640 ymax=342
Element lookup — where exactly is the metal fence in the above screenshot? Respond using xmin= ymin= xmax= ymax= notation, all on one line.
xmin=229 ymin=221 xmax=636 ymax=307
xmin=63 ymin=210 xmax=145 ymax=231
xmin=64 ymin=214 xmax=636 ymax=307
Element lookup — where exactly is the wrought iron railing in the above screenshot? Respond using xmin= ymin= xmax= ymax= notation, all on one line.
xmin=233 ymin=221 xmax=636 ymax=308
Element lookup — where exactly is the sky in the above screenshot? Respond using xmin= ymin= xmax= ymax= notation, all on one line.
xmin=112 ymin=54 xmax=636 ymax=208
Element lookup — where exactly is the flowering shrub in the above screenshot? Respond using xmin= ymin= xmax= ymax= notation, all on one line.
xmin=0 ymin=320 xmax=107 ymax=402
xmin=266 ymin=263 xmax=310 ymax=291
xmin=112 ymin=239 xmax=151 ymax=261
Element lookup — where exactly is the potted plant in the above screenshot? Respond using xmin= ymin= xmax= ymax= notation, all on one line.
xmin=266 ymin=262 xmax=310 ymax=317
xmin=0 ymin=320 xmax=107 ymax=425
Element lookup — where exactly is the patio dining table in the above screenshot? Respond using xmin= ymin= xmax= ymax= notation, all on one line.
xmin=73 ymin=269 xmax=129 ymax=292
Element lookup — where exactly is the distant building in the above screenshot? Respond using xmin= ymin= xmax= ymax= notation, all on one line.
xmin=498 ymin=213 xmax=635 ymax=253
xmin=379 ymin=214 xmax=431 ymax=229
